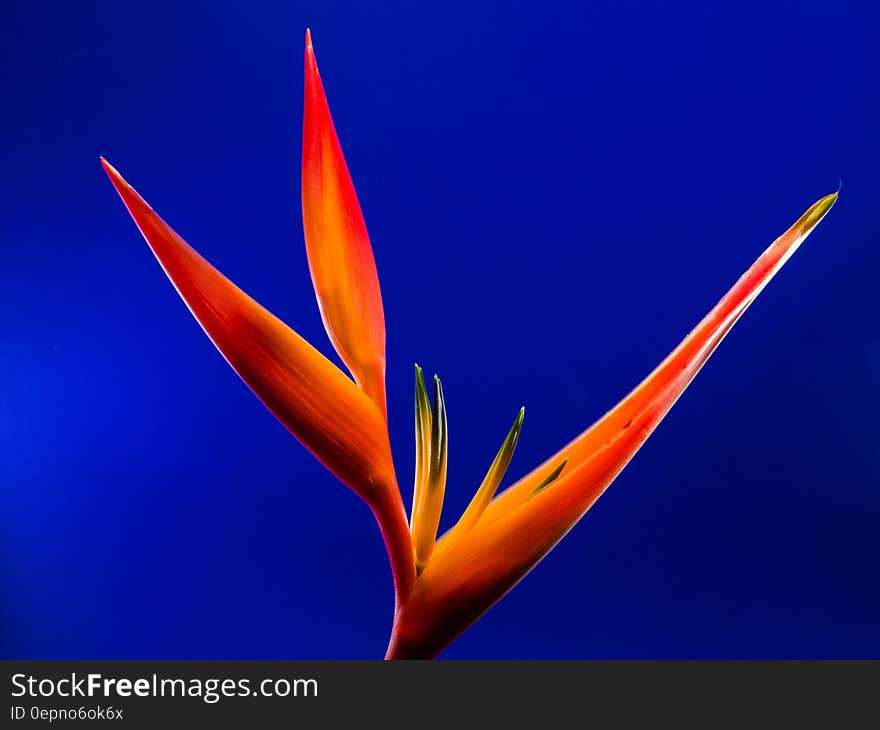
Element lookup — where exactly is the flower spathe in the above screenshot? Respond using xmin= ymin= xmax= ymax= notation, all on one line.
xmin=103 ymin=29 xmax=838 ymax=659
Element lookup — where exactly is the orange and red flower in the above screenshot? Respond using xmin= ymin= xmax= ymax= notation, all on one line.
xmin=103 ymin=30 xmax=837 ymax=659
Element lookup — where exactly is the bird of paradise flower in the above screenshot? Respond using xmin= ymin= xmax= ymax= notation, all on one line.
xmin=101 ymin=30 xmax=838 ymax=659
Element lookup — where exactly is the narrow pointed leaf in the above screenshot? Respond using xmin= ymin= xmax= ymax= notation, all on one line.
xmin=101 ymin=158 xmax=395 ymax=505
xmin=452 ymin=408 xmax=525 ymax=536
xmin=390 ymin=192 xmax=838 ymax=658
xmin=302 ymin=30 xmax=387 ymax=417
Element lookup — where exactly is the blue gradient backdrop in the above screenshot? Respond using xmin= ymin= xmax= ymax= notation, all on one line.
xmin=2 ymin=1 xmax=878 ymax=658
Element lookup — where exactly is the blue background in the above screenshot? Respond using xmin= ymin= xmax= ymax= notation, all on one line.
xmin=2 ymin=0 xmax=878 ymax=658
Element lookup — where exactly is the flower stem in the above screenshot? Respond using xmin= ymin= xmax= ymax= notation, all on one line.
xmin=372 ymin=477 xmax=416 ymax=610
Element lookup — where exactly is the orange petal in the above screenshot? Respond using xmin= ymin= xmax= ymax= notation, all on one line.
xmin=484 ymin=191 xmax=839 ymax=519
xmin=100 ymin=157 xmax=394 ymax=504
xmin=302 ymin=29 xmax=387 ymax=417
xmin=411 ymin=375 xmax=448 ymax=572
xmin=388 ymin=192 xmax=838 ymax=658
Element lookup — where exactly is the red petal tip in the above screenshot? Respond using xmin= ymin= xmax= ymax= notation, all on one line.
xmin=305 ymin=28 xmax=314 ymax=61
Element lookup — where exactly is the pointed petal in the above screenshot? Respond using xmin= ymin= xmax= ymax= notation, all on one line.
xmin=487 ymin=191 xmax=838 ymax=517
xmin=101 ymin=158 xmax=395 ymax=504
xmin=450 ymin=407 xmax=524 ymax=537
xmin=529 ymin=458 xmax=568 ymax=495
xmin=410 ymin=365 xmax=433 ymax=529
xmin=411 ymin=375 xmax=448 ymax=571
xmin=389 ymin=192 xmax=838 ymax=658
xmin=302 ymin=30 xmax=387 ymax=416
